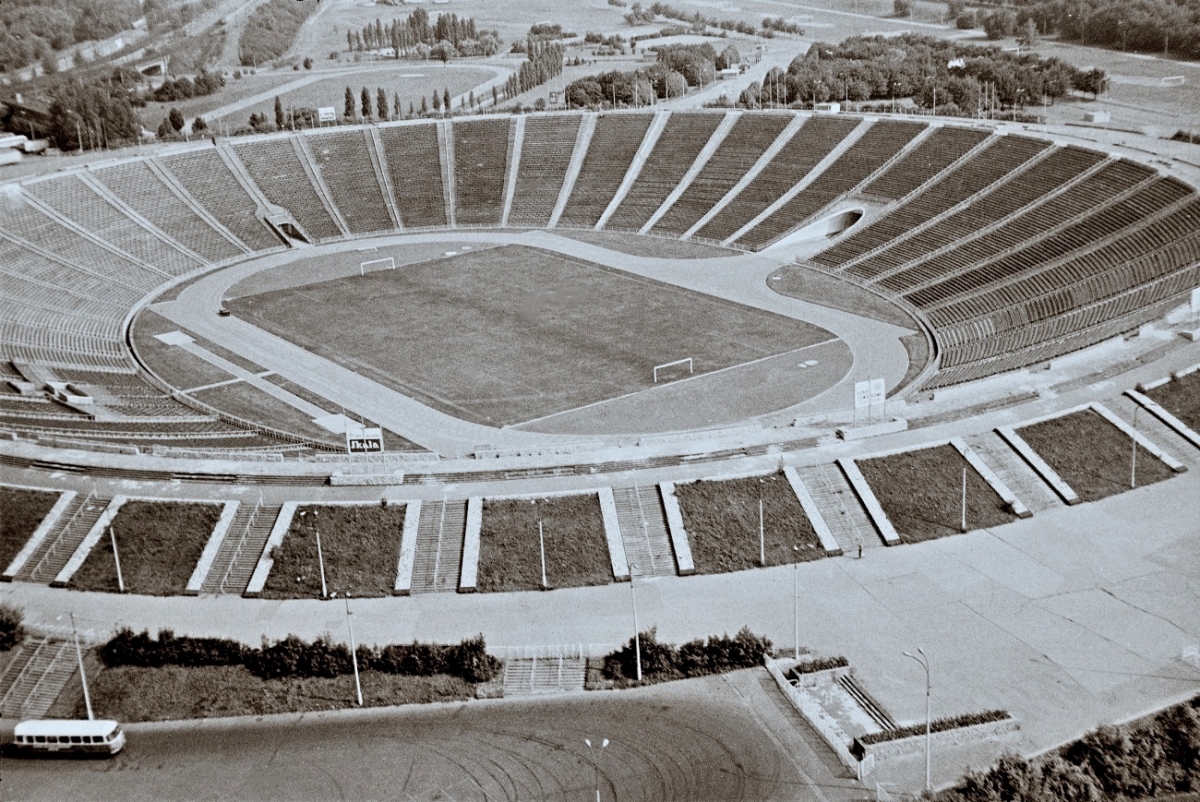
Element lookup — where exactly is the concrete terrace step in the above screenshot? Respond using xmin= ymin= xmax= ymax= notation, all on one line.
xmin=795 ymin=464 xmax=881 ymax=552
xmin=964 ymin=432 xmax=1063 ymax=513
xmin=611 ymin=486 xmax=676 ymax=577
xmin=18 ymin=495 xmax=109 ymax=583
xmin=0 ymin=637 xmax=75 ymax=719
xmin=410 ymin=499 xmax=466 ymax=593
xmin=204 ymin=502 xmax=282 ymax=594
xmin=501 ymin=657 xmax=586 ymax=697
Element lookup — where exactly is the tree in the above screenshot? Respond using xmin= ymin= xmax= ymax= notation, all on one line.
xmin=420 ymin=95 xmax=429 ymax=116
xmin=156 ymin=116 xmax=176 ymax=140
xmin=169 ymin=107 xmax=185 ymax=132
xmin=361 ymin=86 xmax=371 ymax=118
xmin=193 ymin=116 xmax=208 ymax=133
xmin=376 ymin=87 xmax=388 ymax=119
xmin=894 ymin=0 xmax=912 ymax=18
xmin=1017 ymin=18 xmax=1038 ymax=49
xmin=0 ymin=603 xmax=24 ymax=651
xmin=443 ymin=87 xmax=451 ymax=112
xmin=431 ymin=90 xmax=441 ymax=114
xmin=394 ymin=92 xmax=402 ymax=118
xmin=1073 ymin=67 xmax=1109 ymax=99
xmin=492 ymin=85 xmax=498 ymax=106
xmin=274 ymin=95 xmax=284 ymax=128
xmin=982 ymin=10 xmax=1017 ymax=40
xmin=303 ymin=56 xmax=312 ymax=69
xmin=344 ymin=85 xmax=354 ymax=118
xmin=715 ymin=44 xmax=740 ymax=71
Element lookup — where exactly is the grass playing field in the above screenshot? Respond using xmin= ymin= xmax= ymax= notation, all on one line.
xmin=227 ymin=245 xmax=836 ymax=426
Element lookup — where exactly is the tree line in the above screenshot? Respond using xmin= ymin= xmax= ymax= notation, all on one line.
xmin=238 ymin=0 xmax=319 ymax=67
xmin=565 ymin=42 xmax=739 ymax=109
xmin=346 ymin=9 xmax=501 ymax=60
xmin=0 ymin=0 xmax=140 ymax=74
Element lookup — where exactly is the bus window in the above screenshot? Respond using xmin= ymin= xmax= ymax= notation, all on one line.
xmin=35 ymin=736 xmax=46 ymax=743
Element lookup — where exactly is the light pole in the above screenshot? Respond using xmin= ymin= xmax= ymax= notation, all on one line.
xmin=67 ymin=612 xmax=94 ymax=720
xmin=1131 ymin=405 xmax=1139 ymax=488
xmin=584 ymin=737 xmax=609 ymax=802
xmin=792 ymin=545 xmax=800 ymax=660
xmin=629 ymin=565 xmax=642 ymax=682
xmin=903 ymin=648 xmax=932 ymax=792
xmin=345 ymin=592 xmax=363 ymax=706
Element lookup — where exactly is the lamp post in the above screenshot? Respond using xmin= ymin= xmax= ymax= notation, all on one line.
xmin=903 ymin=648 xmax=932 ymax=792
xmin=345 ymin=592 xmax=363 ymax=706
xmin=792 ymin=545 xmax=800 ymax=660
xmin=629 ymin=565 xmax=642 ymax=682
xmin=584 ymin=738 xmax=609 ymax=802
xmin=66 ymin=612 xmax=94 ymax=720
xmin=1131 ymin=405 xmax=1139 ymax=489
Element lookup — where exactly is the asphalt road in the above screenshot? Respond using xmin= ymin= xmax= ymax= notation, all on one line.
xmin=0 ymin=671 xmax=866 ymax=802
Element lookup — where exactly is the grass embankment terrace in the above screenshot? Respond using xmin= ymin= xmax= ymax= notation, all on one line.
xmin=263 ymin=504 xmax=406 ymax=599
xmin=0 ymin=487 xmax=58 ymax=570
xmin=672 ymin=473 xmax=824 ymax=573
xmin=69 ymin=501 xmax=220 ymax=595
xmin=857 ymin=445 xmax=1016 ymax=543
xmin=1018 ymin=410 xmax=1175 ymax=503
xmin=1146 ymin=370 xmax=1200 ymax=435
xmin=478 ymin=495 xmax=611 ymax=592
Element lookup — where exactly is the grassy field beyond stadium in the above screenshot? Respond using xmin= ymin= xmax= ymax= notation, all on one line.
xmin=227 ymin=246 xmax=835 ymax=426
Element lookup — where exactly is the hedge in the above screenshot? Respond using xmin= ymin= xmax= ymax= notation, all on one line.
xmin=99 ymin=628 xmax=500 ymax=684
xmin=789 ymin=655 xmax=849 ymax=675
xmin=602 ymin=627 xmax=772 ymax=683
xmin=859 ymin=709 xmax=1011 ymax=745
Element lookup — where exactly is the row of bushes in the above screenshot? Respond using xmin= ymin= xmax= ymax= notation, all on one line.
xmin=790 ymin=655 xmax=849 ymax=675
xmin=99 ymin=628 xmax=500 ymax=683
xmin=858 ymin=709 xmax=1011 ymax=746
xmin=601 ymin=627 xmax=771 ymax=683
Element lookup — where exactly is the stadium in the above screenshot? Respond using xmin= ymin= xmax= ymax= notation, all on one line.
xmin=3 ymin=106 xmax=1200 ymax=798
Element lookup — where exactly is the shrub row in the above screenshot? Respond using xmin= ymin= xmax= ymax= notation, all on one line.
xmin=859 ymin=709 xmax=1011 ymax=745
xmin=602 ymin=627 xmax=771 ymax=683
xmin=99 ymin=628 xmax=500 ymax=683
xmin=789 ymin=655 xmax=849 ymax=675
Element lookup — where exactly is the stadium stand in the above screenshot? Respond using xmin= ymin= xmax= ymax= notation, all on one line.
xmin=25 ymin=175 xmax=202 ymax=278
xmin=695 ymin=116 xmax=861 ymax=242
xmin=859 ymin=125 xmax=991 ymax=201
xmin=378 ymin=124 xmax=448 ymax=229
xmin=830 ymin=135 xmax=1051 ymax=276
xmin=91 ymin=161 xmax=243 ymax=264
xmin=160 ymin=151 xmax=282 ymax=251
xmin=231 ymin=139 xmax=343 ymax=241
xmin=651 ymin=113 xmax=791 ymax=236
xmin=306 ymin=130 xmax=397 ymax=235
xmin=452 ymin=118 xmax=513 ymax=226
xmin=603 ymin=112 xmax=725 ymax=232
xmin=557 ymin=114 xmax=654 ymax=228
xmin=737 ymin=120 xmax=925 ymax=249
xmin=507 ymin=115 xmax=583 ymax=228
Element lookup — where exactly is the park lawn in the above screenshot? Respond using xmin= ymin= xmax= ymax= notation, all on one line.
xmin=1018 ymin=410 xmax=1176 ymax=503
xmin=857 ymin=444 xmax=1016 ymax=543
xmin=227 ymin=245 xmax=831 ymax=426
xmin=69 ymin=501 xmax=221 ymax=595
xmin=673 ymin=473 xmax=824 ymax=574
xmin=1145 ymin=371 xmax=1200 ymax=435
xmin=478 ymin=494 xmax=612 ymax=592
xmin=263 ymin=504 xmax=406 ymax=599
xmin=0 ymin=487 xmax=59 ymax=571
xmin=75 ymin=664 xmax=472 ymax=721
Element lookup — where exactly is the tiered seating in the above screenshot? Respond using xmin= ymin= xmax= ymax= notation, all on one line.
xmin=604 ymin=112 xmax=725 ymax=232
xmin=867 ymin=146 xmax=1106 ymax=290
xmin=828 ymin=135 xmax=1050 ymax=275
xmin=0 ymin=199 xmax=164 ymax=291
xmin=25 ymin=175 xmax=201 ymax=278
xmin=0 ymin=237 xmax=140 ymax=306
xmin=651 ymin=113 xmax=791 ymax=236
xmin=378 ymin=124 xmax=448 ymax=229
xmin=558 ymin=114 xmax=654 ymax=228
xmin=452 ymin=118 xmax=512 ymax=226
xmin=508 ymin=115 xmax=582 ymax=227
xmin=92 ymin=161 xmax=242 ymax=264
xmin=232 ymin=139 xmax=342 ymax=241
xmin=696 ymin=116 xmax=859 ymax=242
xmin=160 ymin=150 xmax=281 ymax=251
xmin=738 ymin=120 xmax=925 ymax=249
xmin=881 ymin=160 xmax=1154 ymax=300
xmin=918 ymin=177 xmax=1194 ymax=318
xmin=860 ymin=126 xmax=990 ymax=201
xmin=306 ymin=131 xmax=395 ymax=235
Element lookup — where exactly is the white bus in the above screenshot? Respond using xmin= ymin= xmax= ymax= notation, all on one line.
xmin=13 ymin=719 xmax=125 ymax=756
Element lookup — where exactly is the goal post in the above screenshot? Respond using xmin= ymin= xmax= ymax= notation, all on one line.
xmin=653 ymin=357 xmax=693 ymax=383
xmin=360 ymin=256 xmax=395 ymax=275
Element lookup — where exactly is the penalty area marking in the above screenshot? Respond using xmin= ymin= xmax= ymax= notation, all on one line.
xmin=654 ymin=357 xmax=693 ymax=383
xmin=360 ymin=257 xmax=396 ymax=276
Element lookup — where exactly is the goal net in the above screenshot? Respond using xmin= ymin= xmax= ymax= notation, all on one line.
xmin=360 ymin=256 xmax=395 ymax=275
xmin=653 ymin=357 xmax=693 ymax=383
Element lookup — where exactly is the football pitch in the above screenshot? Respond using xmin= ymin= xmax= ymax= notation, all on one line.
xmin=226 ymin=246 xmax=838 ymax=426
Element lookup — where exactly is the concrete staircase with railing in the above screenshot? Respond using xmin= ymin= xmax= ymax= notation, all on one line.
xmin=795 ymin=465 xmax=882 ymax=553
xmin=410 ymin=499 xmax=466 ymax=593
xmin=202 ymin=501 xmax=282 ymax=594
xmin=0 ymin=636 xmax=76 ymax=718
xmin=1105 ymin=393 xmax=1199 ymax=467
xmin=964 ymin=432 xmax=1063 ymax=513
xmin=611 ymin=486 xmax=676 ymax=577
xmin=837 ymin=674 xmax=897 ymax=733
xmin=501 ymin=656 xmax=587 ymax=697
xmin=17 ymin=494 xmax=108 ymax=583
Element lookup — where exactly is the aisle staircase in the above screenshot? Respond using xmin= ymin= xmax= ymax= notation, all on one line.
xmin=964 ymin=432 xmax=1062 ymax=513
xmin=0 ymin=636 xmax=76 ymax=718
xmin=410 ymin=499 xmax=466 ymax=593
xmin=1105 ymin=393 xmax=1199 ymax=467
xmin=611 ymin=485 xmax=676 ymax=577
xmin=17 ymin=493 xmax=108 ymax=583
xmin=837 ymin=673 xmax=897 ymax=733
xmin=501 ymin=656 xmax=587 ymax=697
xmin=796 ymin=465 xmax=881 ymax=552
xmin=202 ymin=500 xmax=282 ymax=594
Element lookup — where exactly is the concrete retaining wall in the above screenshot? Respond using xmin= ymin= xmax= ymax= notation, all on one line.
xmin=856 ymin=716 xmax=1018 ymax=761
xmin=393 ymin=499 xmax=421 ymax=595
xmin=598 ymin=487 xmax=630 ymax=581
xmin=658 ymin=482 xmax=694 ymax=575
xmin=52 ymin=496 xmax=128 ymax=587
xmin=185 ymin=500 xmax=240 ymax=595
xmin=836 ymin=458 xmax=899 ymax=545
xmin=783 ymin=467 xmax=842 ymax=555
xmin=2 ymin=489 xmax=75 ymax=580
xmin=950 ymin=437 xmax=1031 ymax=518
xmin=997 ymin=426 xmax=1079 ymax=504
xmin=459 ymin=497 xmax=481 ymax=592
xmin=244 ymin=501 xmax=298 ymax=597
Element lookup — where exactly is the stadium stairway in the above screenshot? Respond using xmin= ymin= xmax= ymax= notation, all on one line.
xmin=201 ymin=501 xmax=283 ymax=594
xmin=611 ymin=486 xmax=676 ymax=577
xmin=0 ymin=636 xmax=76 ymax=718
xmin=410 ymin=499 xmax=466 ymax=593
xmin=1104 ymin=393 xmax=1200 ymax=468
xmin=795 ymin=464 xmax=882 ymax=552
xmin=15 ymin=493 xmax=109 ymax=583
xmin=501 ymin=656 xmax=586 ymax=697
xmin=963 ymin=432 xmax=1064 ymax=513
